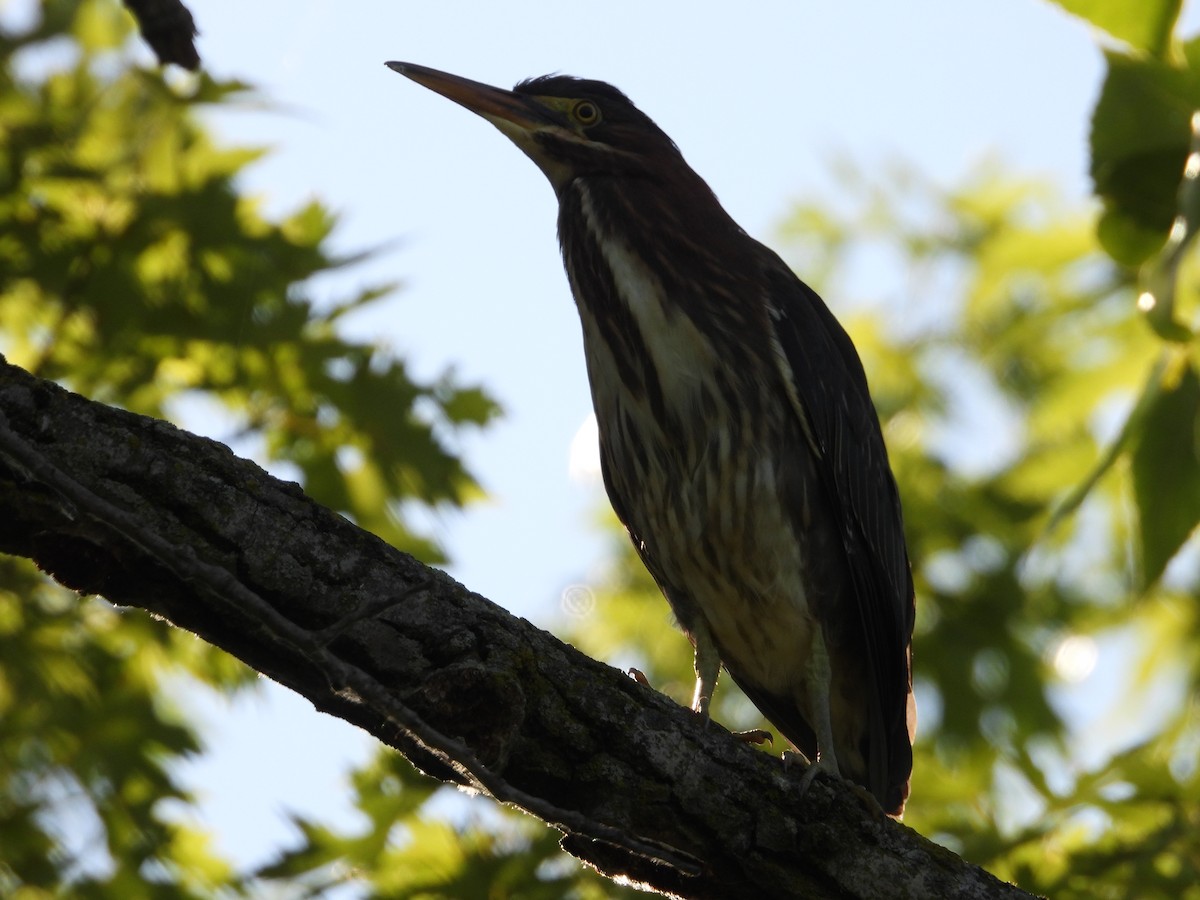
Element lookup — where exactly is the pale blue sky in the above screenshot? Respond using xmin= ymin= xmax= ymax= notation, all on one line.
xmin=24 ymin=0 xmax=1196 ymax=878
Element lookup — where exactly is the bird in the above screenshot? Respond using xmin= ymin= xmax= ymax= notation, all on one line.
xmin=387 ymin=61 xmax=916 ymax=816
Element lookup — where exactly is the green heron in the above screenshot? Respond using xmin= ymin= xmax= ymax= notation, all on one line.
xmin=388 ymin=62 xmax=916 ymax=816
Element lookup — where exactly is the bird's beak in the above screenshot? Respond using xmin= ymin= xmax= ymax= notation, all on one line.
xmin=387 ymin=61 xmax=571 ymax=190
xmin=387 ymin=62 xmax=555 ymax=131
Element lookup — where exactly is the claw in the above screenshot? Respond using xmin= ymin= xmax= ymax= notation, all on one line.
xmin=795 ymin=755 xmax=833 ymax=798
xmin=733 ymin=729 xmax=773 ymax=746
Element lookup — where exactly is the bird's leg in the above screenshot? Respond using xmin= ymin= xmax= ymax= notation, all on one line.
xmin=687 ymin=619 xmax=769 ymax=743
xmin=796 ymin=627 xmax=841 ymax=795
xmin=793 ymin=634 xmax=882 ymax=815
xmin=690 ymin=617 xmax=721 ymax=716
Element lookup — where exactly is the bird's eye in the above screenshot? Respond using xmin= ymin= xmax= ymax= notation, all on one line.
xmin=571 ymin=100 xmax=601 ymax=126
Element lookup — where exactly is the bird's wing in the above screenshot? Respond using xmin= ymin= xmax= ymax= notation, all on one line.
xmin=762 ymin=259 xmax=915 ymax=810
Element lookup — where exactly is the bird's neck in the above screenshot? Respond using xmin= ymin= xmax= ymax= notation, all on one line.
xmin=557 ymin=176 xmax=774 ymax=430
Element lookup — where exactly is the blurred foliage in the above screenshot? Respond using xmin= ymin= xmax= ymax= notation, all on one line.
xmin=0 ymin=0 xmax=499 ymax=896
xmin=257 ymin=754 xmax=623 ymax=899
xmin=5 ymin=1 xmax=1200 ymax=899
xmin=0 ymin=556 xmax=252 ymax=898
xmin=0 ymin=2 xmax=497 ymax=560
xmin=1051 ymin=0 xmax=1200 ymax=584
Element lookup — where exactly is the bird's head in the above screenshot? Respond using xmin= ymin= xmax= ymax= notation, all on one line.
xmin=387 ymin=62 xmax=682 ymax=194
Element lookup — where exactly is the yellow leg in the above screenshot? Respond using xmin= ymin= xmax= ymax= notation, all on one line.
xmin=797 ymin=627 xmax=841 ymax=794
xmin=808 ymin=627 xmax=840 ymax=772
xmin=690 ymin=617 xmax=721 ymax=715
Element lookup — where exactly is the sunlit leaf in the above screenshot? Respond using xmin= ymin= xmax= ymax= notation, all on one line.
xmin=1090 ymin=48 xmax=1200 ymax=265
xmin=1048 ymin=0 xmax=1181 ymax=57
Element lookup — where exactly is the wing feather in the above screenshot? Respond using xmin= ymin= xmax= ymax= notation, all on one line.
xmin=763 ymin=260 xmax=915 ymax=811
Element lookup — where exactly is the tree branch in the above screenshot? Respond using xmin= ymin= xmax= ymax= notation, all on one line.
xmin=0 ymin=357 xmax=1034 ymax=899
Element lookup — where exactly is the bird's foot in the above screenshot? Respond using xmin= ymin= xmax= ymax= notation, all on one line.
xmin=690 ymin=678 xmax=713 ymax=718
xmin=630 ymin=669 xmax=751 ymax=740
xmin=627 ymin=667 xmax=651 ymax=688
xmin=732 ymin=729 xmax=773 ymax=746
xmin=790 ymin=755 xmax=884 ymax=817
xmin=791 ymin=747 xmax=849 ymax=802
xmin=794 ymin=754 xmax=837 ymax=799
xmin=782 ymin=747 xmax=812 ymax=771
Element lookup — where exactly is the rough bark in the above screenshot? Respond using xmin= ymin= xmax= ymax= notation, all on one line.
xmin=0 ymin=357 xmax=1035 ymax=900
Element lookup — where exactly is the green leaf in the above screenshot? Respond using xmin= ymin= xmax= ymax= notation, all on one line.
xmin=73 ymin=0 xmax=132 ymax=54
xmin=1131 ymin=356 xmax=1200 ymax=587
xmin=1136 ymin=96 xmax=1200 ymax=341
xmin=1089 ymin=49 xmax=1200 ymax=265
xmin=1048 ymin=0 xmax=1181 ymax=57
